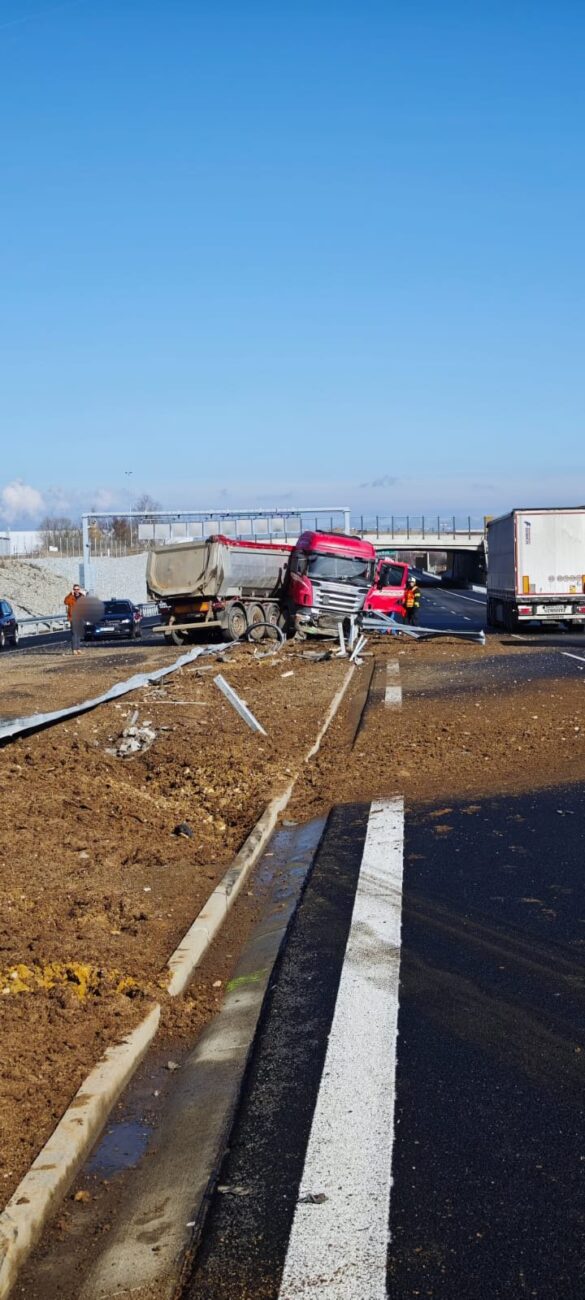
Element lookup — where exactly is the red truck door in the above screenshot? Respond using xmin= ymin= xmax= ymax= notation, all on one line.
xmin=364 ymin=559 xmax=408 ymax=616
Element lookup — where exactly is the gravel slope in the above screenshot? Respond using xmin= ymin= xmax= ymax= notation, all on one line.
xmin=0 ymin=558 xmax=71 ymax=619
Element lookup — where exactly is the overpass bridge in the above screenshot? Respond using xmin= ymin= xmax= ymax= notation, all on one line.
xmin=355 ymin=514 xmax=486 ymax=550
xmin=355 ymin=515 xmax=487 ymax=580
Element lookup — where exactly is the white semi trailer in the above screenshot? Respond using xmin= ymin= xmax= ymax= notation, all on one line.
xmin=487 ymin=508 xmax=585 ymax=632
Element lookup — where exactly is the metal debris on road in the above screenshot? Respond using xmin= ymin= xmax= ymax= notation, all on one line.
xmin=360 ymin=610 xmax=485 ymax=645
xmin=214 ymin=674 xmax=267 ymax=736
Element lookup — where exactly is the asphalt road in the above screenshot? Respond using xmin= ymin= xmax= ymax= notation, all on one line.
xmin=180 ymin=797 xmax=585 ymax=1300
xmin=1 ymin=617 xmax=161 ymax=655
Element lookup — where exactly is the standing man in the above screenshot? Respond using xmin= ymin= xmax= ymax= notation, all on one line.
xmin=64 ymin=582 xmax=85 ymax=654
xmin=403 ymin=576 xmax=421 ymax=625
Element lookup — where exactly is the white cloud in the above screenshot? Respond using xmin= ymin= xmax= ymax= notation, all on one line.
xmin=0 ymin=479 xmax=45 ymax=523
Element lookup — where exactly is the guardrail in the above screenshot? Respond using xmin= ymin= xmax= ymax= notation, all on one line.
xmin=18 ymin=614 xmax=69 ymax=635
xmin=17 ymin=603 xmax=160 ymax=637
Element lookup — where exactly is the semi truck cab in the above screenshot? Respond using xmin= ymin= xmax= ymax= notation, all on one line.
xmin=286 ymin=531 xmax=376 ymax=634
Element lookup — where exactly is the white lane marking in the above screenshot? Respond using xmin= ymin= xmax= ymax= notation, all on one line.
xmin=385 ymin=661 xmax=402 ymax=708
xmin=278 ymin=798 xmax=405 ymax=1300
xmin=560 ymin=652 xmax=585 ymax=665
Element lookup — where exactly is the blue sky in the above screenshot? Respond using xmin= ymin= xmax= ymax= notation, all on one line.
xmin=1 ymin=0 xmax=584 ymax=523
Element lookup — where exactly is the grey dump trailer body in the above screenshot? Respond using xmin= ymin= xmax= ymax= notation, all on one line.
xmin=487 ymin=508 xmax=585 ymax=631
xmin=146 ymin=537 xmax=291 ymax=642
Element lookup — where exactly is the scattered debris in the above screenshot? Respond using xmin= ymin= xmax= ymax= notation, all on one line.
xmin=360 ymin=610 xmax=486 ymax=645
xmin=302 ymin=650 xmax=333 ymax=662
xmin=349 ymin=633 xmax=368 ymax=665
xmin=166 ymin=1060 xmax=180 ymax=1072
xmin=281 ymin=670 xmax=294 ymax=678
xmin=173 ymin=822 xmax=194 ymax=839
xmin=106 ymin=713 xmax=157 ymax=759
xmin=299 ymin=1192 xmax=328 ymax=1204
xmin=73 ymin=1190 xmax=92 ymax=1204
xmin=217 ymin=1185 xmax=253 ymax=1197
xmin=214 ymin=674 xmax=267 ymax=736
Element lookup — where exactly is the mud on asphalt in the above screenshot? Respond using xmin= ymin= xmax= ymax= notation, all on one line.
xmin=2 ymin=630 xmax=584 ymax=1219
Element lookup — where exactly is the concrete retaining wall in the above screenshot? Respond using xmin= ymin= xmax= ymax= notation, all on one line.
xmin=35 ymin=554 xmax=148 ymax=604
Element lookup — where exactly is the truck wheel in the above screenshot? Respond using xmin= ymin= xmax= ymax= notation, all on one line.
xmin=224 ymin=602 xmax=248 ymax=641
xmin=247 ymin=603 xmax=265 ymax=642
xmin=168 ymin=617 xmax=188 ymax=646
xmin=264 ymin=602 xmax=280 ymax=627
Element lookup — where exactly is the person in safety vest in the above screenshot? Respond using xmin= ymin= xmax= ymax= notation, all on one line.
xmin=403 ymin=576 xmax=421 ymax=625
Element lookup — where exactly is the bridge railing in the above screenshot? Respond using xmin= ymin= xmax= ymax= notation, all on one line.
xmin=353 ymin=514 xmax=487 ymax=540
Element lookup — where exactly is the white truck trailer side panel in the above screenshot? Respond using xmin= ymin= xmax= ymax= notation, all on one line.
xmin=488 ymin=510 xmax=585 ymax=598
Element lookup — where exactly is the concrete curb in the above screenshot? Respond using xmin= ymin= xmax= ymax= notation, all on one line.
xmin=0 ymin=1004 xmax=160 ymax=1300
xmin=167 ymin=785 xmax=293 ymax=996
xmin=0 ymin=661 xmax=356 ymax=1296
xmin=166 ymin=661 xmax=356 ymax=996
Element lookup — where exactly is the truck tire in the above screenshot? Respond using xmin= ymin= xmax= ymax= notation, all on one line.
xmin=223 ymin=602 xmax=248 ymax=641
xmin=264 ymin=602 xmax=281 ymax=628
xmin=247 ymin=603 xmax=265 ymax=642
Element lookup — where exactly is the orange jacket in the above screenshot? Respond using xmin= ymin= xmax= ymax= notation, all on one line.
xmin=64 ymin=591 xmax=81 ymax=621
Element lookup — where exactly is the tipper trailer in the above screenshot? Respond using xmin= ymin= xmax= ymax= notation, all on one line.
xmin=487 ymin=508 xmax=585 ymax=632
xmin=146 ymin=531 xmax=376 ymax=642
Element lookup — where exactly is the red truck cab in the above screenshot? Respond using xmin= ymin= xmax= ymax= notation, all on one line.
xmin=286 ymin=531 xmax=376 ymax=633
xmin=364 ymin=557 xmax=409 ymax=617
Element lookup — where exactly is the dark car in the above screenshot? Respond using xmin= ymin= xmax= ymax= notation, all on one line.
xmin=83 ymin=599 xmax=142 ymax=641
xmin=0 ymin=599 xmax=19 ymax=648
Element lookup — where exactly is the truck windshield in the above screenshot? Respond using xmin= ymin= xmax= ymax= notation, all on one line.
xmin=304 ymin=553 xmax=374 ymax=584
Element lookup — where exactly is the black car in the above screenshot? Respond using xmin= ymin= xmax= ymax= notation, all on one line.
xmin=0 ymin=599 xmax=19 ymax=648
xmin=83 ymin=599 xmax=142 ymax=641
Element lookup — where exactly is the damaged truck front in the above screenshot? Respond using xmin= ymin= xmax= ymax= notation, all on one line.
xmin=285 ymin=531 xmax=376 ymax=635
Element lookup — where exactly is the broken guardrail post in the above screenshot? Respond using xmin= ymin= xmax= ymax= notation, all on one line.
xmin=335 ymin=622 xmax=347 ymax=657
xmin=214 ymin=674 xmax=267 ymax=735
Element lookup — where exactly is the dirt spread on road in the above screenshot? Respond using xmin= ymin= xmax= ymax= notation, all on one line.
xmin=0 ymin=645 xmax=348 ymax=1204
xmin=289 ymin=635 xmax=585 ymax=819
